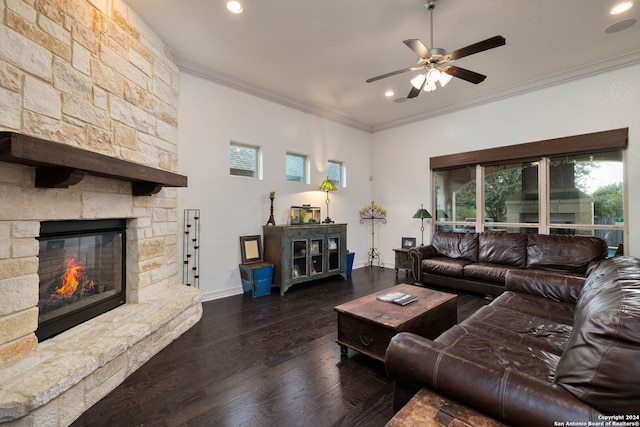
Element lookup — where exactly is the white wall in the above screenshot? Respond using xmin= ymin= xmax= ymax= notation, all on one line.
xmin=178 ymin=72 xmax=374 ymax=300
xmin=372 ymin=63 xmax=640 ymax=262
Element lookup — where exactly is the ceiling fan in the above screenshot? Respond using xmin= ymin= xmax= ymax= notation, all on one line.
xmin=366 ymin=0 xmax=506 ymax=99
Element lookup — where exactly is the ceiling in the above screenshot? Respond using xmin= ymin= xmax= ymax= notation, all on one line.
xmin=125 ymin=0 xmax=640 ymax=132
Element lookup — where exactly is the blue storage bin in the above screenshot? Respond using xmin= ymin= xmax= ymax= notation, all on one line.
xmin=345 ymin=251 xmax=355 ymax=278
xmin=239 ymin=262 xmax=274 ymax=298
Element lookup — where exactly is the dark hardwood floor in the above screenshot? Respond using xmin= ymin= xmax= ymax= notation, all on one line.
xmin=72 ymin=267 xmax=488 ymax=427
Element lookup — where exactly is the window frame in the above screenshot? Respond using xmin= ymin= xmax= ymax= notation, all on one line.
xmin=229 ymin=141 xmax=261 ymax=179
xmin=286 ymin=151 xmax=309 ymax=184
xmin=327 ymin=160 xmax=344 ymax=187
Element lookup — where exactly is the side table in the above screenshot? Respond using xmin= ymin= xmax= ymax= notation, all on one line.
xmin=393 ymin=248 xmax=412 ymax=277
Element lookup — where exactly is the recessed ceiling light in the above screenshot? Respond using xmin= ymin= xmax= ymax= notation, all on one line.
xmin=227 ymin=1 xmax=243 ymax=14
xmin=385 ymin=90 xmax=395 ymax=97
xmin=611 ymin=2 xmax=633 ymax=14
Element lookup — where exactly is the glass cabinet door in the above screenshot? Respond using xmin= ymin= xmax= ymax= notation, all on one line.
xmin=328 ymin=236 xmax=340 ymax=272
xmin=292 ymin=239 xmax=308 ymax=278
xmin=311 ymin=238 xmax=323 ymax=275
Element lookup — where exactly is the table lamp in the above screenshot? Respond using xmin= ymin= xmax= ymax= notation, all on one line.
xmin=320 ymin=177 xmax=337 ymax=223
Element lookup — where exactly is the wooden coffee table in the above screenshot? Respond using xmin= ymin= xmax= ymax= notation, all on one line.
xmin=334 ymin=284 xmax=457 ymax=362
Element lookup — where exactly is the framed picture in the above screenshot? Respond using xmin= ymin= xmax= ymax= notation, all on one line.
xmin=240 ymin=235 xmax=263 ymax=264
xmin=402 ymin=237 xmax=416 ymax=249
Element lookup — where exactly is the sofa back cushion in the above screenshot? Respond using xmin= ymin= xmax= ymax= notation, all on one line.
xmin=554 ymin=256 xmax=640 ymax=414
xmin=432 ymin=232 xmax=478 ymax=262
xmin=526 ymin=234 xmax=608 ymax=274
xmin=478 ymin=232 xmax=527 ymax=267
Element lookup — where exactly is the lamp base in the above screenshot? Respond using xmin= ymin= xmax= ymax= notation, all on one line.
xmin=322 ymin=217 xmax=334 ymax=224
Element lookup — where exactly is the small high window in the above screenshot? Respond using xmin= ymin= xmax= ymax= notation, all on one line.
xmin=286 ymin=152 xmax=308 ymax=183
xmin=327 ymin=160 xmax=343 ymax=187
xmin=230 ymin=142 xmax=259 ymax=178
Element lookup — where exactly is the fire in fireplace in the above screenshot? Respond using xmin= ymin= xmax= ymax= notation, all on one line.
xmin=37 ymin=219 xmax=126 ymax=340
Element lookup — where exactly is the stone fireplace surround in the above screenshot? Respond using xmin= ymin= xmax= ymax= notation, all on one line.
xmin=0 ymin=159 xmax=202 ymax=425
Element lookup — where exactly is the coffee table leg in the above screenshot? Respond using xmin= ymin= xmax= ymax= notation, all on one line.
xmin=339 ymin=343 xmax=348 ymax=358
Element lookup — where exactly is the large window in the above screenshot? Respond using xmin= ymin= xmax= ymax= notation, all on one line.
xmin=431 ymin=129 xmax=627 ymax=254
xmin=286 ymin=152 xmax=309 ymax=183
xmin=229 ymin=142 xmax=259 ymax=178
xmin=548 ymin=151 xmax=623 ymax=249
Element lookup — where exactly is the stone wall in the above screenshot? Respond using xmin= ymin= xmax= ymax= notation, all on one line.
xmin=0 ymin=0 xmax=183 ymax=363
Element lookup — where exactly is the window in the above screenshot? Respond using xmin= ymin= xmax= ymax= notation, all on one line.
xmin=548 ymin=151 xmax=623 ymax=249
xmin=484 ymin=161 xmax=539 ymax=233
xmin=327 ymin=160 xmax=343 ymax=187
xmin=286 ymin=152 xmax=308 ymax=183
xmin=229 ymin=142 xmax=259 ymax=178
xmin=434 ymin=167 xmax=476 ymax=224
xmin=431 ymin=129 xmax=627 ymax=254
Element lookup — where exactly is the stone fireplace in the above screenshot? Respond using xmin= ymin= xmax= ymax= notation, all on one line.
xmin=0 ymin=142 xmax=202 ymax=425
xmin=0 ymin=1 xmax=202 ymax=425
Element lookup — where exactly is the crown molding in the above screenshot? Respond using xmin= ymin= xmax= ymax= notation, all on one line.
xmin=178 ymin=49 xmax=640 ymax=135
xmin=177 ymin=58 xmax=373 ymax=133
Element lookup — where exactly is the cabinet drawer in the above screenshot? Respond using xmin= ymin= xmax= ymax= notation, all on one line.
xmin=337 ymin=313 xmax=396 ymax=360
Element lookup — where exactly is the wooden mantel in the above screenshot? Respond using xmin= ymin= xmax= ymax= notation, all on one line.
xmin=0 ymin=132 xmax=187 ymax=196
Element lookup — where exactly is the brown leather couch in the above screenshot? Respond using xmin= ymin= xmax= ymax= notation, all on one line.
xmin=385 ymin=256 xmax=640 ymax=426
xmin=409 ymin=232 xmax=609 ymax=296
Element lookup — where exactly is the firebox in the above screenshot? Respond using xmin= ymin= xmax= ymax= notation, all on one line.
xmin=37 ymin=219 xmax=126 ymax=341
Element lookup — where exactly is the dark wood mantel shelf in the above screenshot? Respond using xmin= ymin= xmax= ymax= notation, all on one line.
xmin=0 ymin=132 xmax=187 ymax=196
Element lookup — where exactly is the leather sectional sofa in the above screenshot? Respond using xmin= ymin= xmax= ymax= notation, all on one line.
xmin=386 ymin=255 xmax=640 ymax=425
xmin=409 ymin=231 xmax=609 ymax=296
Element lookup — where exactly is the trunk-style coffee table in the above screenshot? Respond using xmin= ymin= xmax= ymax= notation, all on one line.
xmin=334 ymin=284 xmax=457 ymax=362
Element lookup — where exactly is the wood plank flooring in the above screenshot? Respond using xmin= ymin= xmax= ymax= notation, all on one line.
xmin=72 ymin=267 xmax=488 ymax=427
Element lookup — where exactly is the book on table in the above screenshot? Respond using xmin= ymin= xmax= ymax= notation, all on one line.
xmin=376 ymin=291 xmax=418 ymax=306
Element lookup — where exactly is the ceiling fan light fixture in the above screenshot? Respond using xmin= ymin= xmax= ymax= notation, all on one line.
xmin=424 ymin=80 xmax=437 ymax=92
xmin=439 ymin=71 xmax=453 ymax=87
xmin=426 ymin=67 xmax=441 ymax=84
xmin=411 ymin=73 xmax=426 ymax=90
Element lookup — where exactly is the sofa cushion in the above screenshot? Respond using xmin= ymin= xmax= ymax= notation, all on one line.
xmin=434 ymin=324 xmax=561 ymax=382
xmin=478 ymin=232 xmax=527 ymax=267
xmin=463 ymin=262 xmax=509 ymax=284
xmin=422 ymin=257 xmax=472 ymax=278
xmin=432 ymin=232 xmax=478 ymax=262
xmin=526 ymin=234 xmax=608 ymax=275
xmin=554 ymin=256 xmax=640 ymax=414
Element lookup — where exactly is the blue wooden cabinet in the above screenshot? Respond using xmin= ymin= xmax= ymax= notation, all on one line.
xmin=263 ymin=224 xmax=347 ymax=295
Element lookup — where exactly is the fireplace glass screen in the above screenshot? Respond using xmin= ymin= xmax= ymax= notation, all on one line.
xmin=37 ymin=219 xmax=126 ymax=340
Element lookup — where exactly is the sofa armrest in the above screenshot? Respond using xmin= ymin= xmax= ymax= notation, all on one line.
xmin=505 ymin=269 xmax=585 ymax=304
xmin=385 ymin=332 xmax=602 ymax=427
xmin=585 ymin=259 xmax=602 ymax=276
xmin=408 ymin=245 xmax=437 ymax=282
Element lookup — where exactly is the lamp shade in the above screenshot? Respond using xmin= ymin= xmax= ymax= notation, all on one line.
xmin=412 ymin=205 xmax=432 ymax=219
xmin=320 ymin=178 xmax=337 ymax=192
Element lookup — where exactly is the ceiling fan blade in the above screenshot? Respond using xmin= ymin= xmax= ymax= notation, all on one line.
xmin=366 ymin=67 xmax=420 ymax=83
xmin=403 ymin=39 xmax=431 ymax=60
xmin=407 ymin=78 xmax=426 ymax=99
xmin=443 ymin=65 xmax=487 ymax=84
xmin=446 ymin=35 xmax=506 ymax=61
